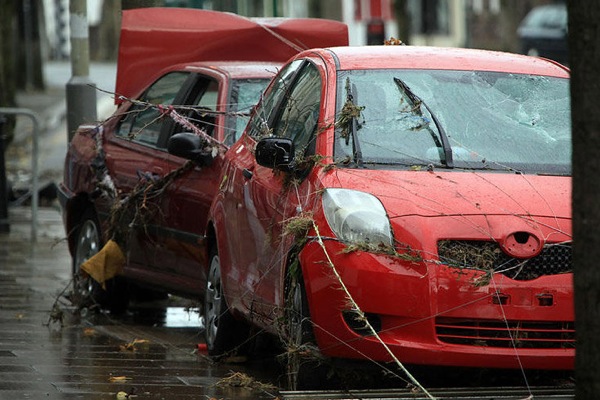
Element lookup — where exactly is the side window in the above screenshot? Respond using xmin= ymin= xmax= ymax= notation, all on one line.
xmin=117 ymin=72 xmax=189 ymax=146
xmin=247 ymin=60 xmax=304 ymax=139
xmin=225 ymin=78 xmax=273 ymax=145
xmin=179 ymin=79 xmax=219 ymax=137
xmin=271 ymin=62 xmax=322 ymax=158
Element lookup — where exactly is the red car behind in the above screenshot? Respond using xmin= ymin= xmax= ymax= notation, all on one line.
xmin=58 ymin=9 xmax=348 ymax=311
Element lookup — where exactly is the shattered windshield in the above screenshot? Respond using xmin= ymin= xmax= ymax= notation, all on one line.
xmin=334 ymin=69 xmax=571 ymax=175
xmin=225 ymin=78 xmax=272 ymax=145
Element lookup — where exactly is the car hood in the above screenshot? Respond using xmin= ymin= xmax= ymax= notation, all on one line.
xmin=322 ymin=169 xmax=571 ymax=249
xmin=324 ymin=169 xmax=570 ymax=220
xmin=116 ymin=8 xmax=348 ymax=102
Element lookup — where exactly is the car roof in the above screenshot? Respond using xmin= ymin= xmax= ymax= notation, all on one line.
xmin=183 ymin=61 xmax=282 ymax=79
xmin=322 ymin=45 xmax=570 ymax=77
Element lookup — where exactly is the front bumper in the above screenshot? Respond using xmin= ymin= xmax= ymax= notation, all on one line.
xmin=298 ymin=239 xmax=574 ymax=370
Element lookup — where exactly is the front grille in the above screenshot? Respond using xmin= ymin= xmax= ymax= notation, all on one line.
xmin=436 ymin=318 xmax=575 ymax=349
xmin=437 ymin=240 xmax=572 ymax=280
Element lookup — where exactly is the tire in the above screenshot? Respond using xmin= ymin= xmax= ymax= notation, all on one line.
xmin=284 ymin=274 xmax=332 ymax=390
xmin=71 ymin=209 xmax=129 ymax=314
xmin=204 ymin=248 xmax=249 ymax=358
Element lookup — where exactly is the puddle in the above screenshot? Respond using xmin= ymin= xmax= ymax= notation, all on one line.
xmin=164 ymin=306 xmax=203 ymax=328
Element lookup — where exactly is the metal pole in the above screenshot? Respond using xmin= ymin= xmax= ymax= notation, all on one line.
xmin=23 ymin=0 xmax=34 ymax=91
xmin=0 ymin=108 xmax=41 ymax=242
xmin=66 ymin=0 xmax=97 ymax=143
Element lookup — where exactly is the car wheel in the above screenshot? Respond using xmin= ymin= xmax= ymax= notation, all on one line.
xmin=71 ymin=209 xmax=129 ymax=314
xmin=204 ymin=248 xmax=248 ymax=358
xmin=284 ymin=275 xmax=331 ymax=390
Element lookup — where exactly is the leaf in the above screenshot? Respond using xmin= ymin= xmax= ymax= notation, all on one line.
xmin=120 ymin=338 xmax=150 ymax=352
xmin=83 ymin=328 xmax=96 ymax=336
xmin=109 ymin=376 xmax=132 ymax=383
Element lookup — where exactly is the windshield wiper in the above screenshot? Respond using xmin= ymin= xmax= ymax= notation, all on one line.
xmin=394 ymin=77 xmax=454 ymax=168
xmin=344 ymin=78 xmax=364 ymax=168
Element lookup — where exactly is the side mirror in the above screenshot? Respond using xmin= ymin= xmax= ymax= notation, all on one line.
xmin=167 ymin=132 xmax=213 ymax=165
xmin=255 ymin=137 xmax=295 ymax=171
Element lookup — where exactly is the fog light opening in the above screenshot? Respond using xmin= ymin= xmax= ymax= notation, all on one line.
xmin=342 ymin=310 xmax=382 ymax=336
xmin=537 ymin=293 xmax=554 ymax=306
xmin=492 ymin=293 xmax=510 ymax=305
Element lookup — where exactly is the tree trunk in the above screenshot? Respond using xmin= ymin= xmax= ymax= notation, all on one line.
xmin=94 ymin=0 xmax=165 ymax=61
xmin=570 ymin=2 xmax=600 ymax=397
xmin=16 ymin=0 xmax=45 ymax=91
xmin=0 ymin=0 xmax=17 ymax=143
xmin=498 ymin=1 xmax=524 ymax=53
xmin=393 ymin=0 xmax=410 ymax=44
xmin=91 ymin=0 xmax=122 ymax=61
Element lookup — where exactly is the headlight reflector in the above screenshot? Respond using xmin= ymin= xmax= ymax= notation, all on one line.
xmin=322 ymin=189 xmax=393 ymax=246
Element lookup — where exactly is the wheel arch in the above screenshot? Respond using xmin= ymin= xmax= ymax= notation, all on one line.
xmin=204 ymin=222 xmax=218 ymax=268
xmin=283 ymin=240 xmax=317 ymax=332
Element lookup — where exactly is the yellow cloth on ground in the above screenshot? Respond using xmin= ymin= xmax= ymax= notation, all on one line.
xmin=80 ymin=239 xmax=125 ymax=289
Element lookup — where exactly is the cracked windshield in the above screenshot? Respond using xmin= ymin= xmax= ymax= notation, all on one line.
xmin=335 ymin=69 xmax=571 ymax=174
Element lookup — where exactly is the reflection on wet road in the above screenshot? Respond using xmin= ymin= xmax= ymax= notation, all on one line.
xmin=0 ymin=207 xmax=281 ymax=399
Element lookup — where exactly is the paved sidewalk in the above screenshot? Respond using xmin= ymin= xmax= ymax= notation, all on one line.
xmin=0 ymin=62 xmax=287 ymax=399
xmin=0 ymin=207 xmax=281 ymax=399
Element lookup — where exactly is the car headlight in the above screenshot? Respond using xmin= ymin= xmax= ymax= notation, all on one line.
xmin=322 ymin=189 xmax=393 ymax=246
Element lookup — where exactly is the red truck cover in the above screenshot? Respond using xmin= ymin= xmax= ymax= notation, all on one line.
xmin=116 ymin=8 xmax=349 ymax=102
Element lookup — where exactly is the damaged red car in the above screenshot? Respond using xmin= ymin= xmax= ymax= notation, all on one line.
xmin=57 ymin=8 xmax=348 ymax=311
xmin=195 ymin=45 xmax=573 ymax=387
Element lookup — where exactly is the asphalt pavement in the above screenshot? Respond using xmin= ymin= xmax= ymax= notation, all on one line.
xmin=0 ymin=205 xmax=281 ymax=399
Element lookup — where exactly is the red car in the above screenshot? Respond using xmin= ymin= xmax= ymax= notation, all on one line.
xmin=191 ymin=45 xmax=573 ymax=387
xmin=58 ymin=9 xmax=348 ymax=310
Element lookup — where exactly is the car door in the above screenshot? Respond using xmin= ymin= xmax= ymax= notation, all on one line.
xmin=149 ymin=74 xmax=224 ymax=290
xmin=219 ymin=60 xmax=303 ymax=313
xmin=103 ymin=71 xmax=193 ymax=274
xmin=225 ymin=60 xmax=323 ymax=323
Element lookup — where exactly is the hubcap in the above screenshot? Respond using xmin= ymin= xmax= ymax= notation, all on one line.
xmin=205 ymin=254 xmax=222 ymax=349
xmin=73 ymin=219 xmax=100 ymax=299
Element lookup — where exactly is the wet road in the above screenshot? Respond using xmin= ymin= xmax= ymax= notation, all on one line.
xmin=2 ymin=61 xmax=288 ymax=399
xmin=0 ymin=206 xmax=282 ymax=399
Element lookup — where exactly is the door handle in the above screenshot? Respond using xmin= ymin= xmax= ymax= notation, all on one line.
xmin=242 ymin=168 xmax=253 ymax=179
